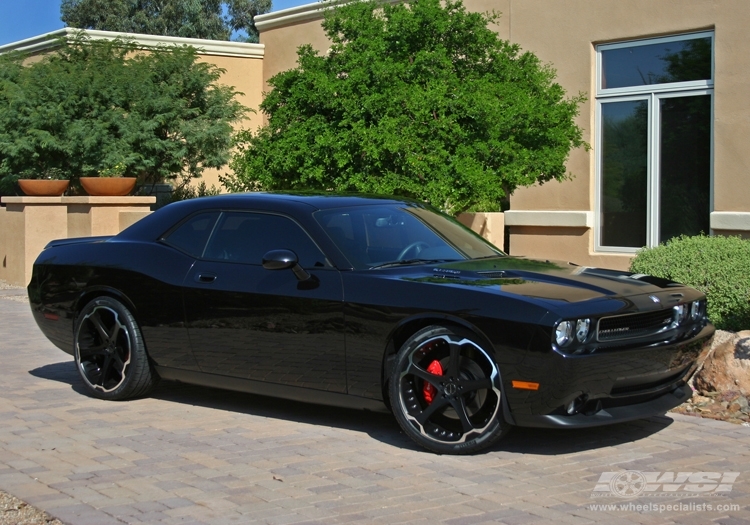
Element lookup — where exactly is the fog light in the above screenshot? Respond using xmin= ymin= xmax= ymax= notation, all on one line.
xmin=575 ymin=318 xmax=591 ymax=342
xmin=555 ymin=321 xmax=574 ymax=346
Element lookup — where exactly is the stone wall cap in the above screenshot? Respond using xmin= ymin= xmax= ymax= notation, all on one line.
xmin=2 ymin=196 xmax=156 ymax=204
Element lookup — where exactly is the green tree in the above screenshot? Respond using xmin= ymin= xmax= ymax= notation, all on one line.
xmin=60 ymin=0 xmax=271 ymax=43
xmin=225 ymin=0 xmax=587 ymax=213
xmin=0 ymin=34 xmax=246 ymax=194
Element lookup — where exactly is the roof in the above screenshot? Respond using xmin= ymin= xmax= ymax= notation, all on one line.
xmin=117 ymin=191 xmax=417 ymax=241
xmin=0 ymin=28 xmax=264 ymax=59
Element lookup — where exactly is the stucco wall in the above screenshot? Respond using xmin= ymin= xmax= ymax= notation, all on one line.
xmin=502 ymin=0 xmax=749 ymax=214
xmin=260 ymin=17 xmax=330 ymax=92
xmin=198 ymin=53 xmax=265 ymax=189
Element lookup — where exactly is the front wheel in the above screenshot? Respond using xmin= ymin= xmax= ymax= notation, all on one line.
xmin=389 ymin=325 xmax=509 ymax=454
xmin=74 ymin=296 xmax=157 ymax=400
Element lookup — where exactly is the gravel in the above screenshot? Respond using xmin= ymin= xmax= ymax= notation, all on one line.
xmin=0 ymin=490 xmax=63 ymax=525
xmin=0 ymin=279 xmax=20 ymax=290
xmin=0 ymin=280 xmax=28 ymax=302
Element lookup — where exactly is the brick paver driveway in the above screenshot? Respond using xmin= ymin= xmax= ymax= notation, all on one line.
xmin=1 ymin=291 xmax=748 ymax=525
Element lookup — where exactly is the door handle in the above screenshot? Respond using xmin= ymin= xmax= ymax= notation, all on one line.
xmin=195 ymin=273 xmax=217 ymax=283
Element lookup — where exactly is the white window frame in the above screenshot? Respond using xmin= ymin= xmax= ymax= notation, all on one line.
xmin=595 ymin=32 xmax=714 ymax=253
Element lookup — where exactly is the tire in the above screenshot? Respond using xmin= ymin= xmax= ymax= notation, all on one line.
xmin=74 ymin=296 xmax=157 ymax=400
xmin=389 ymin=325 xmax=509 ymax=454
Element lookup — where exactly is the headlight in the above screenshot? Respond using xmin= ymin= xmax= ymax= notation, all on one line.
xmin=575 ymin=318 xmax=591 ymax=342
xmin=690 ymin=300 xmax=703 ymax=320
xmin=554 ymin=320 xmax=574 ymax=346
xmin=673 ymin=304 xmax=688 ymax=326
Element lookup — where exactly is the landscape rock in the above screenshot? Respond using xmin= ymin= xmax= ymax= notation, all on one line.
xmin=693 ymin=330 xmax=750 ymax=396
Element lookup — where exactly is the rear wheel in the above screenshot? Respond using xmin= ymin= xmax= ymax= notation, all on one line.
xmin=389 ymin=325 xmax=509 ymax=454
xmin=74 ymin=297 xmax=157 ymax=400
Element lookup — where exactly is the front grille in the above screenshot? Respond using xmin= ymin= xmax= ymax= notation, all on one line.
xmin=597 ymin=309 xmax=673 ymax=342
xmin=476 ymin=271 xmax=506 ymax=278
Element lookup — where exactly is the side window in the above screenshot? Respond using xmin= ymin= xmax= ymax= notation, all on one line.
xmin=204 ymin=212 xmax=327 ymax=268
xmin=161 ymin=211 xmax=220 ymax=258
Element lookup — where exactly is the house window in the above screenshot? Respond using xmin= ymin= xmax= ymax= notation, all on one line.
xmin=596 ymin=32 xmax=713 ymax=251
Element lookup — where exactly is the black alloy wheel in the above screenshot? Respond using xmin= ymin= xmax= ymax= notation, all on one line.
xmin=74 ymin=297 xmax=157 ymax=400
xmin=389 ymin=325 xmax=509 ymax=454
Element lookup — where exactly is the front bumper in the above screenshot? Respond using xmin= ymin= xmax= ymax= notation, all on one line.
xmin=504 ymin=322 xmax=714 ymax=429
xmin=512 ymin=384 xmax=691 ymax=428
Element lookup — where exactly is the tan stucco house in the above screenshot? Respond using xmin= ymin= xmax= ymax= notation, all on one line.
xmin=2 ymin=0 xmax=749 ymax=272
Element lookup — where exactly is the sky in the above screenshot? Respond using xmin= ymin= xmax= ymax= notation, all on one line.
xmin=0 ymin=0 xmax=311 ymax=47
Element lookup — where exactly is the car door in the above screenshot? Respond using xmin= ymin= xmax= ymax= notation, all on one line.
xmin=182 ymin=210 xmax=348 ymax=393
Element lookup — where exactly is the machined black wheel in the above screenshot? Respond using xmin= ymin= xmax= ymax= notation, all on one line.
xmin=389 ymin=325 xmax=509 ymax=454
xmin=74 ymin=297 xmax=157 ymax=400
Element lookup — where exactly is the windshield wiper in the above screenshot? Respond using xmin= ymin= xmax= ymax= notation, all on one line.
xmin=369 ymin=259 xmax=460 ymax=270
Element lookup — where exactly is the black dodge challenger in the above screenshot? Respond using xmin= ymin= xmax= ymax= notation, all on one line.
xmin=28 ymin=193 xmax=714 ymax=454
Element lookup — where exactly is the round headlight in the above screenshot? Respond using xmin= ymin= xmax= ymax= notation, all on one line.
xmin=555 ymin=320 xmax=574 ymax=346
xmin=575 ymin=318 xmax=591 ymax=342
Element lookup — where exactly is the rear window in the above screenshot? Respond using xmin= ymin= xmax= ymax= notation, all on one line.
xmin=161 ymin=211 xmax=220 ymax=258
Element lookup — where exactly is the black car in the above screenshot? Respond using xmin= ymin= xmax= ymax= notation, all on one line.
xmin=28 ymin=193 xmax=714 ymax=454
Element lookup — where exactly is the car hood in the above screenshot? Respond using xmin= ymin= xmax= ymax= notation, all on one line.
xmin=385 ymin=256 xmax=693 ymax=313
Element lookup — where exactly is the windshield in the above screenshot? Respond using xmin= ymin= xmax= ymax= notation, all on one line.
xmin=314 ymin=203 xmax=504 ymax=269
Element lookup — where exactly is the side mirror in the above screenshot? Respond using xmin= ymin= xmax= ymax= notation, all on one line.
xmin=262 ymin=249 xmax=311 ymax=281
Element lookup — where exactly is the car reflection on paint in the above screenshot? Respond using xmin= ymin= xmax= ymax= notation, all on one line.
xmin=28 ymin=193 xmax=714 ymax=454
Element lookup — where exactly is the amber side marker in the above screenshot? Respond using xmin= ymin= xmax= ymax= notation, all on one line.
xmin=512 ymin=380 xmax=540 ymax=391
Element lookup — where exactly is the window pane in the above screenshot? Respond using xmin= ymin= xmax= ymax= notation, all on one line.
xmin=204 ymin=212 xmax=326 ymax=267
xmin=600 ymin=101 xmax=648 ymax=248
xmin=163 ymin=211 xmax=220 ymax=258
xmin=601 ymin=37 xmax=711 ymax=89
xmin=659 ymin=95 xmax=711 ymax=242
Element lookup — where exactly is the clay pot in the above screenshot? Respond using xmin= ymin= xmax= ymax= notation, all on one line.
xmin=18 ymin=179 xmax=70 ymax=196
xmin=80 ymin=177 xmax=137 ymax=196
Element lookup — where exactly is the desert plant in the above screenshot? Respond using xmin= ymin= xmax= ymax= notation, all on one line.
xmin=630 ymin=234 xmax=750 ymax=331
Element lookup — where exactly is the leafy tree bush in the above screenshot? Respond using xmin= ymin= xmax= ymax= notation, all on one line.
xmin=630 ymin=235 xmax=750 ymax=331
xmin=61 ymin=0 xmax=271 ymax=43
xmin=224 ymin=0 xmax=587 ymax=214
xmin=0 ymin=34 xmax=246 ymax=195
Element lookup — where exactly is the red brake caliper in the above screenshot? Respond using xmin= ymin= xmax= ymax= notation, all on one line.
xmin=423 ymin=360 xmax=444 ymax=404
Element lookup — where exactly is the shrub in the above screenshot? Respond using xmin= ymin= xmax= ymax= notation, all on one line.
xmin=629 ymin=235 xmax=750 ymax=331
xmin=224 ymin=0 xmax=587 ymax=214
xmin=0 ymin=33 xmax=246 ymax=195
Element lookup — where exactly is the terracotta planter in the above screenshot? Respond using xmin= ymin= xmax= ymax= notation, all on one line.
xmin=80 ymin=177 xmax=137 ymax=196
xmin=18 ymin=179 xmax=70 ymax=196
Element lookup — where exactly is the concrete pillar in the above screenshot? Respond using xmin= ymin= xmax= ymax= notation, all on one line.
xmin=457 ymin=212 xmax=505 ymax=252
xmin=0 ymin=196 xmax=155 ymax=287
xmin=0 ymin=197 xmax=68 ymax=287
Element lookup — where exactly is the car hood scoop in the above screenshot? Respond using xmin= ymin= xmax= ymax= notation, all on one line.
xmin=418 ymin=257 xmax=686 ymax=304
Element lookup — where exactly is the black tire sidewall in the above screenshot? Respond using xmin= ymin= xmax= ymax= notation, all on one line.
xmin=74 ymin=296 xmax=150 ymax=400
xmin=389 ymin=325 xmax=509 ymax=454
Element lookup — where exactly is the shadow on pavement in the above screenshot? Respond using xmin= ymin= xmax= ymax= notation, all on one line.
xmin=29 ymin=361 xmax=673 ymax=455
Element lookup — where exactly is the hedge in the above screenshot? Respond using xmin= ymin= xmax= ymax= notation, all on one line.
xmin=629 ymin=234 xmax=750 ymax=332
